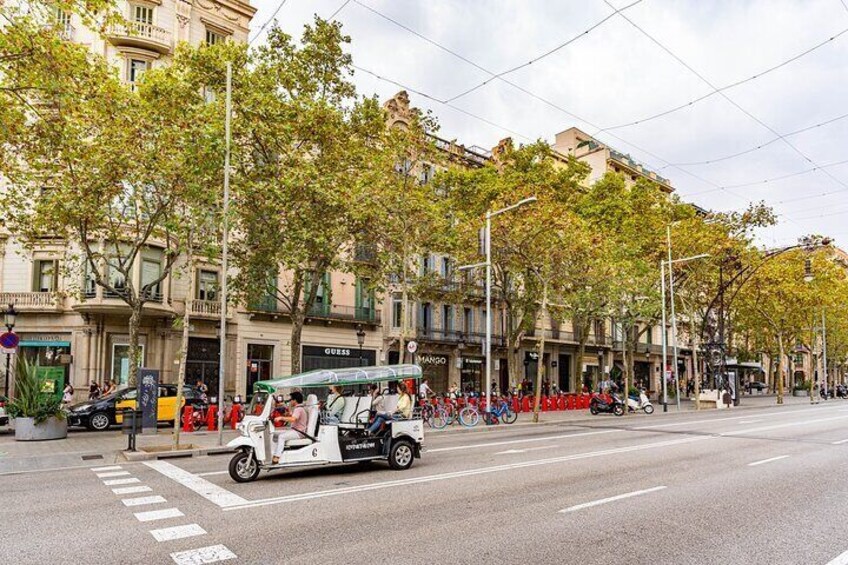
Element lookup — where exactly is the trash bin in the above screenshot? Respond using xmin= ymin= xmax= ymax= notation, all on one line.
xmin=122 ymin=409 xmax=142 ymax=451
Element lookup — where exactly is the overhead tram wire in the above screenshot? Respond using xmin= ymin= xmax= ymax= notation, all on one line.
xmin=596 ymin=25 xmax=848 ymax=133
xmin=442 ymin=0 xmax=644 ymax=103
xmin=346 ymin=1 xmax=763 ymax=208
xmin=327 ymin=0 xmax=352 ymax=21
xmin=249 ymin=0 xmax=289 ymax=46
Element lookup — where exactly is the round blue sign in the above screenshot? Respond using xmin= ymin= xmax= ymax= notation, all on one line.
xmin=0 ymin=332 xmax=19 ymax=349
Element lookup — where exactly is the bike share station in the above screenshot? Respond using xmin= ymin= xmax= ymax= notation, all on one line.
xmin=123 ymin=368 xmax=159 ymax=451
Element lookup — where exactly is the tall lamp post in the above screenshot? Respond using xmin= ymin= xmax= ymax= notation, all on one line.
xmin=459 ymin=196 xmax=536 ymax=415
xmin=356 ymin=325 xmax=366 ymax=367
xmin=660 ymin=253 xmax=709 ymax=412
xmin=3 ymin=304 xmax=17 ymax=398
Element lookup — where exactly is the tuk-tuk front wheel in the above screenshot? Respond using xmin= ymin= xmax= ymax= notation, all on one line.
xmin=229 ymin=450 xmax=260 ymax=483
xmin=388 ymin=440 xmax=415 ymax=471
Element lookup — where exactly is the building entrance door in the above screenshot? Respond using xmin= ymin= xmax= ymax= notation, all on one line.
xmin=185 ymin=338 xmax=220 ymax=398
xmin=558 ymin=354 xmax=571 ymax=392
xmin=246 ymin=343 xmax=274 ymax=396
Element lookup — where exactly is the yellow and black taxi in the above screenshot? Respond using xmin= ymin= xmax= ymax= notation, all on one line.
xmin=67 ymin=384 xmax=204 ymax=431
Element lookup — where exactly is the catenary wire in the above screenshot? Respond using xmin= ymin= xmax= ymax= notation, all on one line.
xmin=328 ymin=0 xmax=352 ymax=21
xmin=249 ymin=0 xmax=289 ymax=46
xmin=686 ymin=157 xmax=848 ymax=196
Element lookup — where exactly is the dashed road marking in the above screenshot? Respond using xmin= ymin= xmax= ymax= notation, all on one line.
xmin=150 ymin=524 xmax=207 ymax=542
xmin=96 ymin=471 xmax=130 ymax=478
xmin=196 ymin=471 xmax=228 ymax=478
xmin=113 ymin=486 xmax=153 ymax=495
xmin=748 ymin=455 xmax=790 ymax=467
xmin=134 ymin=508 xmax=185 ymax=522
xmin=122 ymin=495 xmax=167 ymax=507
xmin=560 ymin=486 xmax=667 ymax=513
xmin=91 ymin=465 xmax=123 ymax=472
xmin=104 ymin=478 xmax=141 ymax=486
xmin=170 ymin=544 xmax=236 ymax=564
xmin=832 ymin=438 xmax=848 ymax=445
xmin=144 ymin=460 xmax=248 ymax=508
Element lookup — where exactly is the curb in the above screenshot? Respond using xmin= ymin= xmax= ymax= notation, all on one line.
xmin=123 ymin=445 xmax=235 ymax=462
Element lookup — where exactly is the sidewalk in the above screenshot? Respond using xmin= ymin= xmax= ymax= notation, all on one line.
xmin=0 ymin=393 xmax=827 ymax=474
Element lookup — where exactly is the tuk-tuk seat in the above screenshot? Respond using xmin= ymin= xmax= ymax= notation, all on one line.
xmin=280 ymin=394 xmax=320 ymax=448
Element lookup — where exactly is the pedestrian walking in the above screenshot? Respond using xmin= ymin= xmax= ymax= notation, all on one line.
xmin=88 ymin=381 xmax=101 ymax=400
xmin=62 ymin=382 xmax=74 ymax=407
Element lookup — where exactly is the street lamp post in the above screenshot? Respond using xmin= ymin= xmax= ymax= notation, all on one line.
xmin=459 ymin=196 xmax=536 ymax=415
xmin=660 ymin=253 xmax=709 ymax=412
xmin=356 ymin=325 xmax=366 ymax=367
xmin=3 ymin=304 xmax=17 ymax=398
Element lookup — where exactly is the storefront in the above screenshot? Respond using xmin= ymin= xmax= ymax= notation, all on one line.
xmin=460 ymin=356 xmax=483 ymax=393
xmin=18 ymin=333 xmax=72 ymax=397
xmin=302 ymin=345 xmax=376 ymax=372
xmin=417 ymin=353 xmax=450 ymax=393
xmin=524 ymin=351 xmax=550 ymax=391
xmin=557 ymin=353 xmax=571 ymax=392
xmin=246 ymin=343 xmax=274 ymax=395
xmin=185 ymin=337 xmax=219 ymax=398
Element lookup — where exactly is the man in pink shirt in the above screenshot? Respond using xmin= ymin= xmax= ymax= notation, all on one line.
xmin=272 ymin=391 xmax=309 ymax=464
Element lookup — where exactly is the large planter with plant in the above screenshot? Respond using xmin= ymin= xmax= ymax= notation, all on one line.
xmin=7 ymin=358 xmax=67 ymax=441
xmin=793 ymin=382 xmax=813 ymax=397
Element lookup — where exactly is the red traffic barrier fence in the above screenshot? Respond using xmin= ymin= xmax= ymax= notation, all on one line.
xmin=181 ymin=405 xmax=194 ymax=432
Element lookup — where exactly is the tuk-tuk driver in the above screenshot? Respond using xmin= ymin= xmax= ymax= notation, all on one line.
xmin=271 ymin=391 xmax=308 ymax=465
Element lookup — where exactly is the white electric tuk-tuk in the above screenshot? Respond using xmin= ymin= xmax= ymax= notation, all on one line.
xmin=227 ymin=364 xmax=425 ymax=482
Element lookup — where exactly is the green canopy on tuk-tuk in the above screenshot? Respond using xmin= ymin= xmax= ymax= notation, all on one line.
xmin=253 ymin=364 xmax=422 ymax=393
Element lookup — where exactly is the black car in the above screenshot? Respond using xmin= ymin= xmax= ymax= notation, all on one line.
xmin=67 ymin=384 xmax=204 ymax=431
xmin=746 ymin=381 xmax=768 ymax=393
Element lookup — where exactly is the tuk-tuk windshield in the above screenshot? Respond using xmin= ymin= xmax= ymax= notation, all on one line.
xmin=247 ymin=392 xmax=269 ymax=417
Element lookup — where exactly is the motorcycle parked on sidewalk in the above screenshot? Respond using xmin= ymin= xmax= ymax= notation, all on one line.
xmin=627 ymin=390 xmax=654 ymax=414
xmin=590 ymin=393 xmax=625 ymax=416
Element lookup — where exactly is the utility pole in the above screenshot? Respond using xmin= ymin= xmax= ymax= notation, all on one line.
xmin=217 ymin=62 xmax=232 ymax=445
xmin=667 ymin=227 xmax=681 ymax=412
xmin=822 ymin=310 xmax=828 ymax=399
xmin=660 ymin=260 xmax=668 ymax=413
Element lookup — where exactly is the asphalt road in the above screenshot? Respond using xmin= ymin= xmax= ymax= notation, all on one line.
xmin=4 ymin=402 xmax=848 ymax=564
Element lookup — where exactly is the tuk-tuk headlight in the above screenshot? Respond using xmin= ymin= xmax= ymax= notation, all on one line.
xmin=237 ymin=422 xmax=248 ymax=437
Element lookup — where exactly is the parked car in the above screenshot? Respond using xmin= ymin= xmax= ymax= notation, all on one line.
xmin=746 ymin=381 xmax=768 ymax=393
xmin=67 ymin=385 xmax=204 ymax=431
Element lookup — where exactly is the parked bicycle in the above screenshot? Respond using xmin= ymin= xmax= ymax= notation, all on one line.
xmin=459 ymin=396 xmax=517 ymax=427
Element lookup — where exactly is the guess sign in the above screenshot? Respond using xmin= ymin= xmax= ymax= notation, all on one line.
xmin=324 ymin=348 xmax=351 ymax=357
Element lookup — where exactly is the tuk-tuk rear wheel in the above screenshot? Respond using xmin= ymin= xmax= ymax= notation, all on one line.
xmin=229 ymin=451 xmax=260 ymax=483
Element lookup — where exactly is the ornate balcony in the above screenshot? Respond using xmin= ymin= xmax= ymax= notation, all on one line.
xmin=107 ymin=21 xmax=172 ymax=54
xmin=189 ymin=300 xmax=224 ymax=319
xmin=0 ymin=292 xmax=63 ymax=311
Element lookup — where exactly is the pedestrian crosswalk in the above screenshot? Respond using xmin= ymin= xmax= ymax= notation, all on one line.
xmin=91 ymin=464 xmax=237 ymax=563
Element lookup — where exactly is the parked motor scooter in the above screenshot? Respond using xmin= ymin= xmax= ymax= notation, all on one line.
xmin=627 ymin=389 xmax=655 ymax=414
xmin=590 ymin=392 xmax=625 ymax=416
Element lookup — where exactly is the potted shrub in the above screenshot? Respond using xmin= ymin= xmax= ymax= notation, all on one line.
xmin=7 ymin=358 xmax=67 ymax=441
xmin=793 ymin=380 xmax=812 ymax=397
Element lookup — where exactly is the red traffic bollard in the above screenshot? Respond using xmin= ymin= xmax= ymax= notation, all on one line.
xmin=230 ymin=402 xmax=243 ymax=429
xmin=181 ymin=405 xmax=194 ymax=433
xmin=206 ymin=404 xmax=218 ymax=431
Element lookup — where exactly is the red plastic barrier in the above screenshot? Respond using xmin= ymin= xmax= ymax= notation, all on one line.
xmin=206 ymin=404 xmax=218 ymax=431
xmin=512 ymin=396 xmax=520 ymax=414
xmin=181 ymin=405 xmax=194 ymax=432
xmin=230 ymin=403 xmax=243 ymax=429
xmin=558 ymin=395 xmax=566 ymax=410
xmin=541 ymin=395 xmax=548 ymax=411
xmin=521 ymin=396 xmax=531 ymax=413
xmin=581 ymin=395 xmax=590 ymax=409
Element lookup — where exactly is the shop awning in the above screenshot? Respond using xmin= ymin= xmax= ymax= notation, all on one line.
xmin=19 ymin=340 xmax=71 ymax=347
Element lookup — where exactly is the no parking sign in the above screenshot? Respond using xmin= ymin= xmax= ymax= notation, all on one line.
xmin=0 ymin=332 xmax=19 ymax=355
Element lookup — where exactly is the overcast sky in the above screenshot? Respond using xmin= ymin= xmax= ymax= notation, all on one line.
xmin=247 ymin=0 xmax=848 ymax=248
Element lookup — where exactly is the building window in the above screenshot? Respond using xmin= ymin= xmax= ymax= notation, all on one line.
xmin=443 ymin=304 xmax=453 ymax=332
xmin=392 ymin=294 xmax=402 ymax=329
xmin=54 ymin=8 xmax=72 ymax=39
xmin=112 ymin=344 xmax=144 ymax=386
xmin=32 ymin=260 xmax=58 ymax=292
xmin=141 ymin=259 xmax=162 ymax=300
xmin=197 ymin=270 xmax=218 ymax=301
xmin=206 ymin=29 xmax=227 ymax=45
xmin=203 ymin=87 xmax=216 ymax=103
xmin=421 ymin=255 xmax=432 ymax=275
xmin=133 ymin=4 xmax=154 ymax=25
xmin=464 ymin=307 xmax=474 ymax=335
xmin=355 ymin=278 xmax=375 ymax=321
xmin=127 ymin=58 xmax=149 ymax=89
xmin=441 ymin=257 xmax=451 ymax=280
xmin=645 ymin=326 xmax=653 ymax=344
xmin=420 ymin=302 xmax=432 ymax=331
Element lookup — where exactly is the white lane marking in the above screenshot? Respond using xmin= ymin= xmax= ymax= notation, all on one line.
xmin=196 ymin=471 xmax=229 ymax=478
xmin=134 ymin=508 xmax=185 ymax=522
xmin=96 ymin=471 xmax=130 ymax=478
xmin=122 ymin=495 xmax=167 ymax=507
xmin=428 ymin=429 xmax=617 ymax=453
xmin=832 ymin=439 xmax=848 ymax=445
xmin=224 ymin=410 xmax=848 ymax=511
xmin=496 ymin=445 xmax=558 ymax=455
xmin=748 ymin=455 xmax=790 ymax=467
xmin=113 ymin=486 xmax=153 ymax=495
xmin=560 ymin=486 xmax=667 ymax=513
xmin=634 ymin=405 xmax=841 ymax=430
xmin=91 ymin=465 xmax=122 ymax=472
xmin=170 ymin=544 xmax=236 ymax=564
xmin=738 ymin=420 xmax=761 ymax=424
xmin=826 ymin=549 xmax=848 ymax=565
xmin=150 ymin=524 xmax=207 ymax=542
xmin=224 ymin=436 xmax=711 ymax=511
xmin=104 ymin=478 xmax=141 ymax=486
xmin=144 ymin=460 xmax=248 ymax=508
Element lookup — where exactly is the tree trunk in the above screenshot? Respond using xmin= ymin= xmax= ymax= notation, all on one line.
xmin=576 ymin=323 xmax=590 ymax=393
xmin=776 ymin=336 xmax=785 ymax=405
xmin=290 ymin=312 xmax=304 ymax=375
xmin=532 ymin=283 xmax=548 ymax=423
xmin=173 ymin=250 xmax=195 ymax=447
xmin=127 ymin=304 xmax=142 ymax=386
xmin=398 ymin=246 xmax=409 ymax=364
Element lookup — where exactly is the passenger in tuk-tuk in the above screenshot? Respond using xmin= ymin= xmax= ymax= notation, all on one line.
xmin=325 ymin=385 xmax=345 ymax=423
xmin=368 ymin=382 xmax=412 ymax=435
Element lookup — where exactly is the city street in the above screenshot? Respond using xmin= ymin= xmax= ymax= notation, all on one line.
xmin=3 ymin=402 xmax=848 ymax=564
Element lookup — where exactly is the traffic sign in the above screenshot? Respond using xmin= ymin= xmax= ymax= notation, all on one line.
xmin=407 ymin=340 xmax=418 ymax=354
xmin=0 ymin=332 xmax=19 ymax=350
